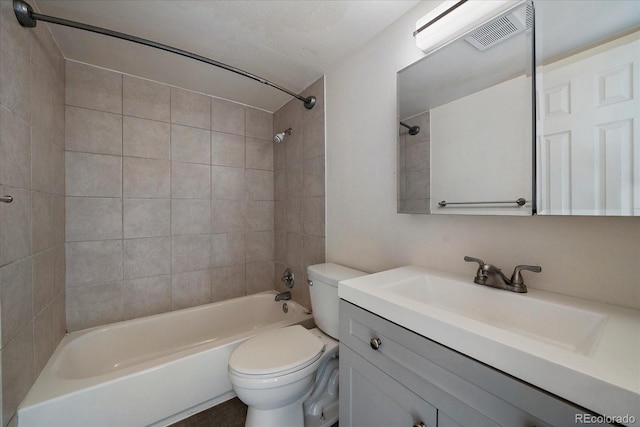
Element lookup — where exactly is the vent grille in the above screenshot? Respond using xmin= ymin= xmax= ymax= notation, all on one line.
xmin=464 ymin=4 xmax=532 ymax=51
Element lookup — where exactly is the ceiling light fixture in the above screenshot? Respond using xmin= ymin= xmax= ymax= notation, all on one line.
xmin=414 ymin=0 xmax=524 ymax=54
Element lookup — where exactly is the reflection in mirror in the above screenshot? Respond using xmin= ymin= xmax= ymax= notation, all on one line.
xmin=398 ymin=1 xmax=534 ymax=215
xmin=536 ymin=1 xmax=640 ymax=216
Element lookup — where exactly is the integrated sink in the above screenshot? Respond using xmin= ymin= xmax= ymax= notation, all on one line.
xmin=382 ymin=274 xmax=607 ymax=355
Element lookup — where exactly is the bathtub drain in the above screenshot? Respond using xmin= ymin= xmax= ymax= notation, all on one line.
xmin=282 ymin=303 xmax=289 ymax=313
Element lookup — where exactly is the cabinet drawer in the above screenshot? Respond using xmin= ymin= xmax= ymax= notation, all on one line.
xmin=339 ymin=300 xmax=603 ymax=427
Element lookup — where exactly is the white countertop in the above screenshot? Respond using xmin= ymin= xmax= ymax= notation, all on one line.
xmin=338 ymin=265 xmax=640 ymax=421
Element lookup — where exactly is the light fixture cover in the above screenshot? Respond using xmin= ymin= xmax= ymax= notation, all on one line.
xmin=415 ymin=0 xmax=524 ymax=54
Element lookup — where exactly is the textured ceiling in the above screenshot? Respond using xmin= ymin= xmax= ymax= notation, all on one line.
xmin=33 ymin=0 xmax=420 ymax=112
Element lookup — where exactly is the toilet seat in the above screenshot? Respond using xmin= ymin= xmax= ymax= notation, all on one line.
xmin=229 ymin=325 xmax=325 ymax=378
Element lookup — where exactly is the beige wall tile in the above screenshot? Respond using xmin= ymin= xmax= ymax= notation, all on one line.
xmin=303 ymin=196 xmax=325 ymax=237
xmin=211 ymin=265 xmax=245 ymax=302
xmin=274 ymin=169 xmax=286 ymax=201
xmin=285 ymin=163 xmax=303 ymax=198
xmin=51 ymin=144 xmax=65 ymax=196
xmin=211 ymin=98 xmax=244 ymax=135
xmin=211 ymin=131 xmax=245 ymax=168
xmin=123 ymin=237 xmax=171 ymax=279
xmin=245 ymin=107 xmax=272 ymax=141
xmin=211 ymin=199 xmax=245 ymax=233
xmin=246 ymin=231 xmax=274 ymax=263
xmin=66 ymin=240 xmax=123 ymax=287
xmin=0 ymin=257 xmax=32 ymax=347
xmin=30 ymin=129 xmax=53 ymax=194
xmin=66 ymin=152 xmax=122 ymax=197
xmin=246 ymin=261 xmax=274 ymax=295
xmin=171 ymin=162 xmax=210 ymax=199
xmin=211 ymin=232 xmax=245 ymax=268
xmin=274 ymin=140 xmax=285 ymax=171
xmin=303 ymin=156 xmax=325 ymax=197
xmin=303 ymin=114 xmax=325 ymax=160
xmin=66 ymin=61 xmax=122 ymax=113
xmin=123 ymin=198 xmax=170 ymax=238
xmin=274 ymin=231 xmax=286 ymax=263
xmin=66 ymin=282 xmax=123 ymax=331
xmin=274 ymin=201 xmax=285 ymax=232
xmin=0 ymin=187 xmax=31 ymax=265
xmin=172 ymin=199 xmax=211 ymax=235
xmin=1 ymin=323 xmax=35 ymax=424
xmin=246 ymin=201 xmax=274 ymax=232
xmin=171 ymin=125 xmax=210 ymax=164
xmin=51 ymin=195 xmax=65 ymax=245
xmin=0 ymin=106 xmax=30 ymax=188
xmin=303 ymin=235 xmax=326 ymax=269
xmin=123 ymin=116 xmax=170 ymax=160
xmin=123 ymin=75 xmax=170 ymax=122
xmin=211 ymin=166 xmax=244 ymax=200
xmin=246 ymin=169 xmax=273 ymax=201
xmin=0 ymin=0 xmax=31 ymax=121
xmin=66 ymin=197 xmax=122 ymax=242
xmin=170 ymin=87 xmax=210 ymax=130
xmin=285 ymin=197 xmax=302 ymax=233
xmin=65 ymin=106 xmax=122 ymax=156
xmin=285 ymin=132 xmax=304 ymax=167
xmin=123 ymin=157 xmax=170 ymax=198
xmin=171 ymin=269 xmax=211 ymax=310
xmin=246 ymin=138 xmax=273 ymax=171
xmin=123 ymin=275 xmax=171 ymax=320
xmin=172 ymin=234 xmax=211 ymax=274
xmin=32 ymin=248 xmax=54 ymax=316
xmin=33 ymin=301 xmax=57 ymax=376
xmin=286 ymin=232 xmax=303 ymax=268
xmin=32 ymin=191 xmax=52 ymax=253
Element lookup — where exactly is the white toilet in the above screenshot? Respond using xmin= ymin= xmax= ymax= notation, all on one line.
xmin=228 ymin=263 xmax=367 ymax=427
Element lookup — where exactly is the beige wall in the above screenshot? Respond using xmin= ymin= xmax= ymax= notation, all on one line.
xmin=64 ymin=61 xmax=276 ymax=331
xmin=273 ymin=78 xmax=326 ymax=309
xmin=0 ymin=1 xmax=67 ymax=424
xmin=325 ymin=1 xmax=640 ymax=310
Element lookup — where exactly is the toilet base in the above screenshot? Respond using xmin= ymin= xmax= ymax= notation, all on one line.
xmin=245 ymin=387 xmax=313 ymax=427
xmin=304 ymin=400 xmax=338 ymax=427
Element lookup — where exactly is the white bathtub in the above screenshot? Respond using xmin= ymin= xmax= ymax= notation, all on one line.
xmin=18 ymin=291 xmax=313 ymax=427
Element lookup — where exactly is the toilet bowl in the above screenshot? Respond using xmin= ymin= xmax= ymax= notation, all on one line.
xmin=228 ymin=263 xmax=368 ymax=427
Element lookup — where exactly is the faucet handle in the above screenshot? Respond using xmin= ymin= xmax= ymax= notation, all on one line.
xmin=510 ymin=265 xmax=542 ymax=286
xmin=464 ymin=256 xmax=485 ymax=268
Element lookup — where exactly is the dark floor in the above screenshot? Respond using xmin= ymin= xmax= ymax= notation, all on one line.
xmin=170 ymin=398 xmax=247 ymax=427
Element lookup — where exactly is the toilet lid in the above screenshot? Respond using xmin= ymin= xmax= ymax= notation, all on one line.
xmin=229 ymin=325 xmax=325 ymax=376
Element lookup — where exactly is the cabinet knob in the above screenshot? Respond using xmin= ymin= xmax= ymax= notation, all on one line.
xmin=413 ymin=423 xmax=426 ymax=427
xmin=370 ymin=337 xmax=382 ymax=350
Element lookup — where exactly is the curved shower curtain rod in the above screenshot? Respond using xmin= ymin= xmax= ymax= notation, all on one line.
xmin=13 ymin=0 xmax=316 ymax=109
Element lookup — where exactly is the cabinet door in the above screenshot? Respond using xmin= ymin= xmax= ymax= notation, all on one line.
xmin=340 ymin=345 xmax=437 ymax=427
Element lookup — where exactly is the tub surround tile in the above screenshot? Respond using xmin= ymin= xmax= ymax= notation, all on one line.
xmin=245 ymin=138 xmax=273 ymax=171
xmin=1 ymin=323 xmax=35 ymax=425
xmin=123 ymin=275 xmax=171 ymax=320
xmin=171 ymin=125 xmax=211 ymax=164
xmin=273 ymin=139 xmax=285 ymax=171
xmin=171 ymin=88 xmax=210 ymax=130
xmin=245 ymin=231 xmax=274 ymax=263
xmin=303 ymin=197 xmax=325 ymax=237
xmin=211 ymin=98 xmax=244 ymax=135
xmin=123 ymin=237 xmax=171 ymax=280
xmin=274 ymin=201 xmax=286 ymax=232
xmin=211 ymin=265 xmax=246 ymax=302
xmin=171 ymin=162 xmax=210 ymax=199
xmin=211 ymin=233 xmax=245 ymax=268
xmin=123 ymin=116 xmax=170 ymax=160
xmin=123 ymin=75 xmax=170 ymax=122
xmin=245 ymin=169 xmax=273 ymax=201
xmin=285 ymin=233 xmax=303 ymax=269
xmin=303 ymin=156 xmax=325 ymax=197
xmin=285 ymin=197 xmax=302 ymax=233
xmin=123 ymin=198 xmax=170 ymax=238
xmin=211 ymin=166 xmax=245 ymax=200
xmin=246 ymin=261 xmax=274 ymax=295
xmin=30 ymin=129 xmax=54 ymax=194
xmin=285 ymin=129 xmax=304 ymax=168
xmin=66 ymin=61 xmax=122 ymax=114
xmin=172 ymin=234 xmax=211 ymax=274
xmin=172 ymin=199 xmax=211 ymax=236
xmin=303 ymin=235 xmax=326 ymax=268
xmin=0 ymin=187 xmax=31 ymax=266
xmin=0 ymin=106 xmax=31 ymax=189
xmin=274 ymin=169 xmax=286 ymax=201
xmin=245 ymin=108 xmax=272 ymax=141
xmin=0 ymin=257 xmax=33 ymax=347
xmin=0 ymin=0 xmax=31 ymax=121
xmin=285 ymin=163 xmax=303 ymax=198
xmin=211 ymin=200 xmax=245 ymax=234
xmin=51 ymin=195 xmax=65 ymax=245
xmin=33 ymin=248 xmax=56 ymax=315
xmin=211 ymin=132 xmax=245 ymax=168
xmin=66 ymin=282 xmax=124 ymax=331
xmin=171 ymin=269 xmax=212 ymax=310
xmin=65 ymin=152 xmax=122 ymax=197
xmin=274 ymin=231 xmax=286 ymax=263
xmin=31 ymin=191 xmax=53 ymax=253
xmin=246 ymin=201 xmax=274 ymax=232
xmin=65 ymin=197 xmax=122 ymax=242
xmin=65 ymin=106 xmax=122 ymax=156
xmin=123 ymin=157 xmax=171 ymax=198
xmin=66 ymin=240 xmax=123 ymax=287
xmin=303 ymin=114 xmax=325 ymax=160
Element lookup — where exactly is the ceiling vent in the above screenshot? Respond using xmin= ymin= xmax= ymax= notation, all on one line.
xmin=465 ymin=4 xmax=532 ymax=51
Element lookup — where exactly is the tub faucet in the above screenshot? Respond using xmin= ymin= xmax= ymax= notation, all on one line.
xmin=275 ymin=291 xmax=291 ymax=301
xmin=464 ymin=256 xmax=541 ymax=293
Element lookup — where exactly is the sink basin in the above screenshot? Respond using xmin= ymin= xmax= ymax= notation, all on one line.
xmin=381 ymin=275 xmax=607 ymax=355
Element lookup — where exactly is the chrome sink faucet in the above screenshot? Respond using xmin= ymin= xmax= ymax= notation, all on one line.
xmin=464 ymin=256 xmax=541 ymax=293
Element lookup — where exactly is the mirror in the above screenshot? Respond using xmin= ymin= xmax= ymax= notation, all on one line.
xmin=398 ymin=0 xmax=640 ymax=216
xmin=398 ymin=1 xmax=534 ymax=215
xmin=535 ymin=1 xmax=640 ymax=216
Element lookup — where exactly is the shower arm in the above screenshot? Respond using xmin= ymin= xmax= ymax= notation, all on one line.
xmin=12 ymin=0 xmax=316 ymax=109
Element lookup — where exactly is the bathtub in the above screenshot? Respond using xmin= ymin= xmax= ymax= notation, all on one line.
xmin=18 ymin=291 xmax=313 ymax=427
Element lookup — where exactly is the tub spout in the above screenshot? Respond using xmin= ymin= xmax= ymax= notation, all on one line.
xmin=275 ymin=291 xmax=291 ymax=301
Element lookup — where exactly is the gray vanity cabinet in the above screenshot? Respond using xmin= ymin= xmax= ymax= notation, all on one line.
xmin=339 ymin=300 xmax=607 ymax=427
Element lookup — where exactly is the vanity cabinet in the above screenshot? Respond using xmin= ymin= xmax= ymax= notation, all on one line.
xmin=339 ymin=300 xmax=607 ymax=427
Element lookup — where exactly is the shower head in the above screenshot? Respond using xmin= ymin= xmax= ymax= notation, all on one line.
xmin=399 ymin=121 xmax=420 ymax=136
xmin=274 ymin=128 xmax=293 ymax=144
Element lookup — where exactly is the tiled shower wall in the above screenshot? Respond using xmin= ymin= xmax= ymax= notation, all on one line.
xmin=273 ymin=78 xmax=325 ymax=309
xmin=65 ymin=61 xmax=276 ymax=331
xmin=0 ymin=1 xmax=66 ymax=425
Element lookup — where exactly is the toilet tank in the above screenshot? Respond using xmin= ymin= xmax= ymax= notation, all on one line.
xmin=307 ymin=263 xmax=368 ymax=339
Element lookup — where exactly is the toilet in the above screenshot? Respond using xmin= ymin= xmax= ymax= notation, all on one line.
xmin=228 ymin=263 xmax=367 ymax=427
